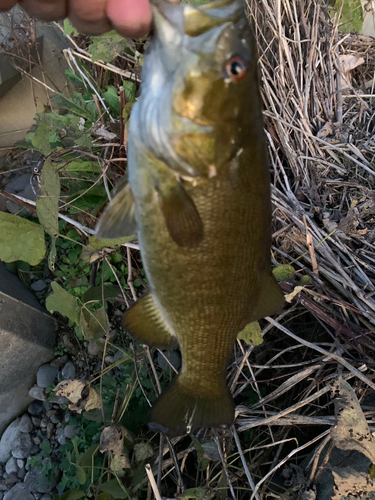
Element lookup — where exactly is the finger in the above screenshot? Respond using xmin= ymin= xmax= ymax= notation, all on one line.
xmin=0 ymin=0 xmax=18 ymax=12
xmin=107 ymin=0 xmax=152 ymax=38
xmin=68 ymin=0 xmax=112 ymax=35
xmin=20 ymin=0 xmax=67 ymax=21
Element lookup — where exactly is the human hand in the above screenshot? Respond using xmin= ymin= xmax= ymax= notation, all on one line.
xmin=0 ymin=0 xmax=178 ymax=37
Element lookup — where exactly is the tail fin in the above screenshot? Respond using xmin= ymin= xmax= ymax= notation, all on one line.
xmin=149 ymin=376 xmax=234 ymax=437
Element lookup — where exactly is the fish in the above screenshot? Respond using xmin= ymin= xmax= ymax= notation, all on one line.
xmin=96 ymin=0 xmax=284 ymax=437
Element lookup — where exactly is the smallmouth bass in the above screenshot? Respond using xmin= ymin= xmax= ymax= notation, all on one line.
xmin=96 ymin=0 xmax=284 ymax=436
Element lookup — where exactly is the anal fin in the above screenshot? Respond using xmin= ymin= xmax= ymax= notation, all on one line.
xmin=249 ymin=274 xmax=285 ymax=321
xmin=96 ymin=182 xmax=136 ymax=239
xmin=123 ymin=293 xmax=177 ymax=350
xmin=158 ymin=179 xmax=203 ymax=248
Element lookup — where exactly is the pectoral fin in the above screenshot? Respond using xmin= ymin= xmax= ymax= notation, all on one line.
xmin=249 ymin=274 xmax=285 ymax=321
xmin=96 ymin=183 xmax=136 ymax=239
xmin=123 ymin=293 xmax=177 ymax=350
xmin=158 ymin=180 xmax=203 ymax=248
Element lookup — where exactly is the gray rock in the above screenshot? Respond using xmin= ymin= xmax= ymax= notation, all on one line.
xmin=49 ymin=413 xmax=61 ymax=425
xmin=50 ymin=356 xmax=68 ymax=368
xmin=30 ymin=445 xmax=40 ymax=455
xmin=0 ymin=492 xmax=3 ymax=500
xmin=16 ymin=460 xmax=24 ymax=469
xmin=24 ymin=459 xmax=59 ymax=493
xmin=5 ymin=457 xmax=18 ymax=475
xmin=11 ymin=431 xmax=33 ymax=459
xmin=4 ymin=473 xmax=17 ymax=487
xmin=0 ymin=420 xmax=20 ymax=463
xmin=28 ymin=400 xmax=44 ymax=416
xmin=28 ymin=386 xmax=46 ymax=401
xmin=30 ymin=280 xmax=47 ymax=292
xmin=87 ymin=341 xmax=101 ymax=357
xmin=17 ymin=467 xmax=26 ymax=480
xmin=31 ymin=417 xmax=41 ymax=428
xmin=157 ymin=350 xmax=182 ymax=371
xmin=4 ymin=483 xmax=33 ymax=500
xmin=56 ymin=428 xmax=65 ymax=446
xmin=4 ymin=174 xmax=31 ymax=193
xmin=42 ymin=402 xmax=52 ymax=412
xmin=19 ymin=414 xmax=33 ymax=433
xmin=0 ymin=483 xmax=6 ymax=491
xmin=114 ymin=350 xmax=125 ymax=363
xmin=5 ymin=199 xmax=24 ymax=215
xmin=40 ymin=495 xmax=52 ymax=500
xmin=61 ymin=361 xmax=76 ymax=380
xmin=63 ymin=424 xmax=78 ymax=440
xmin=36 ymin=365 xmax=58 ymax=388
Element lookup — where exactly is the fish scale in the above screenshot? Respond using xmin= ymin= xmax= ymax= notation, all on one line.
xmin=96 ymin=0 xmax=284 ymax=436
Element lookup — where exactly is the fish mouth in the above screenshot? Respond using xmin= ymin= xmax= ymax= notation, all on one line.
xmin=150 ymin=0 xmax=244 ymax=38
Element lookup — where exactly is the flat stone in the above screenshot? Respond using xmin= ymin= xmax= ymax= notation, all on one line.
xmin=87 ymin=341 xmax=101 ymax=357
xmin=0 ymin=419 xmax=19 ymax=462
xmin=16 ymin=460 xmax=24 ymax=469
xmin=11 ymin=432 xmax=33 ymax=459
xmin=61 ymin=361 xmax=75 ymax=380
xmin=17 ymin=467 xmax=26 ymax=480
xmin=4 ymin=473 xmax=17 ymax=487
xmin=31 ymin=417 xmax=41 ymax=428
xmin=28 ymin=400 xmax=44 ymax=416
xmin=3 ymin=173 xmax=31 ymax=193
xmin=49 ymin=396 xmax=68 ymax=405
xmin=28 ymin=385 xmax=46 ymax=401
xmin=114 ymin=350 xmax=125 ymax=363
xmin=24 ymin=459 xmax=59 ymax=493
xmin=18 ymin=414 xmax=33 ymax=433
xmin=36 ymin=364 xmax=58 ymax=388
xmin=42 ymin=402 xmax=52 ymax=412
xmin=157 ymin=350 xmax=182 ymax=371
xmin=50 ymin=355 xmax=68 ymax=368
xmin=56 ymin=428 xmax=65 ymax=446
xmin=30 ymin=280 xmax=47 ymax=292
xmin=40 ymin=495 xmax=52 ymax=500
xmin=5 ymin=457 xmax=18 ymax=475
xmin=64 ymin=424 xmax=78 ymax=439
xmin=4 ymin=483 xmax=33 ymax=500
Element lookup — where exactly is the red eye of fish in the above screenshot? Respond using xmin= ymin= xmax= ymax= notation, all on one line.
xmin=225 ymin=56 xmax=248 ymax=83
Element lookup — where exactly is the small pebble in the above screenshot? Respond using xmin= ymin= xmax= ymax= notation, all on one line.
xmin=28 ymin=386 xmax=46 ymax=401
xmin=46 ymin=423 xmax=54 ymax=440
xmin=40 ymin=495 xmax=52 ymax=500
xmin=50 ymin=356 xmax=68 ymax=369
xmin=56 ymin=429 xmax=65 ymax=446
xmin=64 ymin=424 xmax=78 ymax=439
xmin=31 ymin=417 xmax=41 ymax=428
xmin=43 ymin=402 xmax=52 ymax=412
xmin=61 ymin=361 xmax=76 ymax=380
xmin=33 ymin=437 xmax=41 ymax=446
xmin=105 ymin=355 xmax=114 ymax=364
xmin=28 ymin=400 xmax=44 ymax=416
xmin=19 ymin=414 xmax=33 ymax=433
xmin=30 ymin=280 xmax=46 ymax=292
xmin=17 ymin=468 xmax=26 ymax=480
xmin=5 ymin=458 xmax=18 ymax=476
xmin=40 ymin=418 xmax=48 ymax=428
xmin=16 ymin=460 xmax=24 ymax=469
xmin=36 ymin=364 xmax=58 ymax=388
xmin=50 ymin=413 xmax=61 ymax=425
xmin=4 ymin=473 xmax=17 ymax=487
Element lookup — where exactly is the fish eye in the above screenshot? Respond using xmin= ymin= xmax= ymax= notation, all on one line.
xmin=225 ymin=55 xmax=248 ymax=83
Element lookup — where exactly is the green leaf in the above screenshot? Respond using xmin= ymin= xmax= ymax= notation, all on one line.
xmin=122 ymin=101 xmax=134 ymax=122
xmin=272 ymin=264 xmax=295 ymax=282
xmin=51 ymin=92 xmax=98 ymax=122
xmin=75 ymin=463 xmax=87 ymax=485
xmin=80 ymin=305 xmax=109 ymax=340
xmin=30 ymin=121 xmax=54 ymax=155
xmin=237 ymin=321 xmax=263 ymax=346
xmin=45 ymin=282 xmax=81 ymax=323
xmin=134 ymin=442 xmax=154 ymax=464
xmin=0 ymin=212 xmax=46 ymax=265
xmin=89 ymin=31 xmax=130 ymax=63
xmin=63 ymin=18 xmax=78 ymax=36
xmin=122 ymin=81 xmax=136 ymax=102
xmin=74 ymin=132 xmax=93 ymax=150
xmin=179 ymin=487 xmax=211 ymax=499
xmin=333 ymin=0 xmax=363 ymax=33
xmin=99 ymin=479 xmax=129 ymax=499
xmin=36 ymin=158 xmax=60 ymax=238
xmin=96 ymin=494 xmax=111 ymax=500
xmin=65 ymin=160 xmax=101 ymax=174
xmin=81 ymin=234 xmax=136 ymax=262
xmin=191 ymin=436 xmax=209 ymax=471
xmin=82 ymin=285 xmax=122 ymax=303
xmin=78 ymin=444 xmax=98 ymax=467
xmin=58 ymin=490 xmax=85 ymax=500
xmin=103 ymin=86 xmax=120 ymax=114
xmin=65 ymin=68 xmax=85 ymax=88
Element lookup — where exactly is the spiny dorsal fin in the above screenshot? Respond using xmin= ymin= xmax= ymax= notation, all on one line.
xmin=123 ymin=293 xmax=177 ymax=350
xmin=158 ymin=180 xmax=203 ymax=248
xmin=96 ymin=183 xmax=137 ymax=239
xmin=248 ymin=274 xmax=284 ymax=322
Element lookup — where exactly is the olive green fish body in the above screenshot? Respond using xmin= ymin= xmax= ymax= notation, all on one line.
xmin=96 ymin=0 xmax=284 ymax=436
